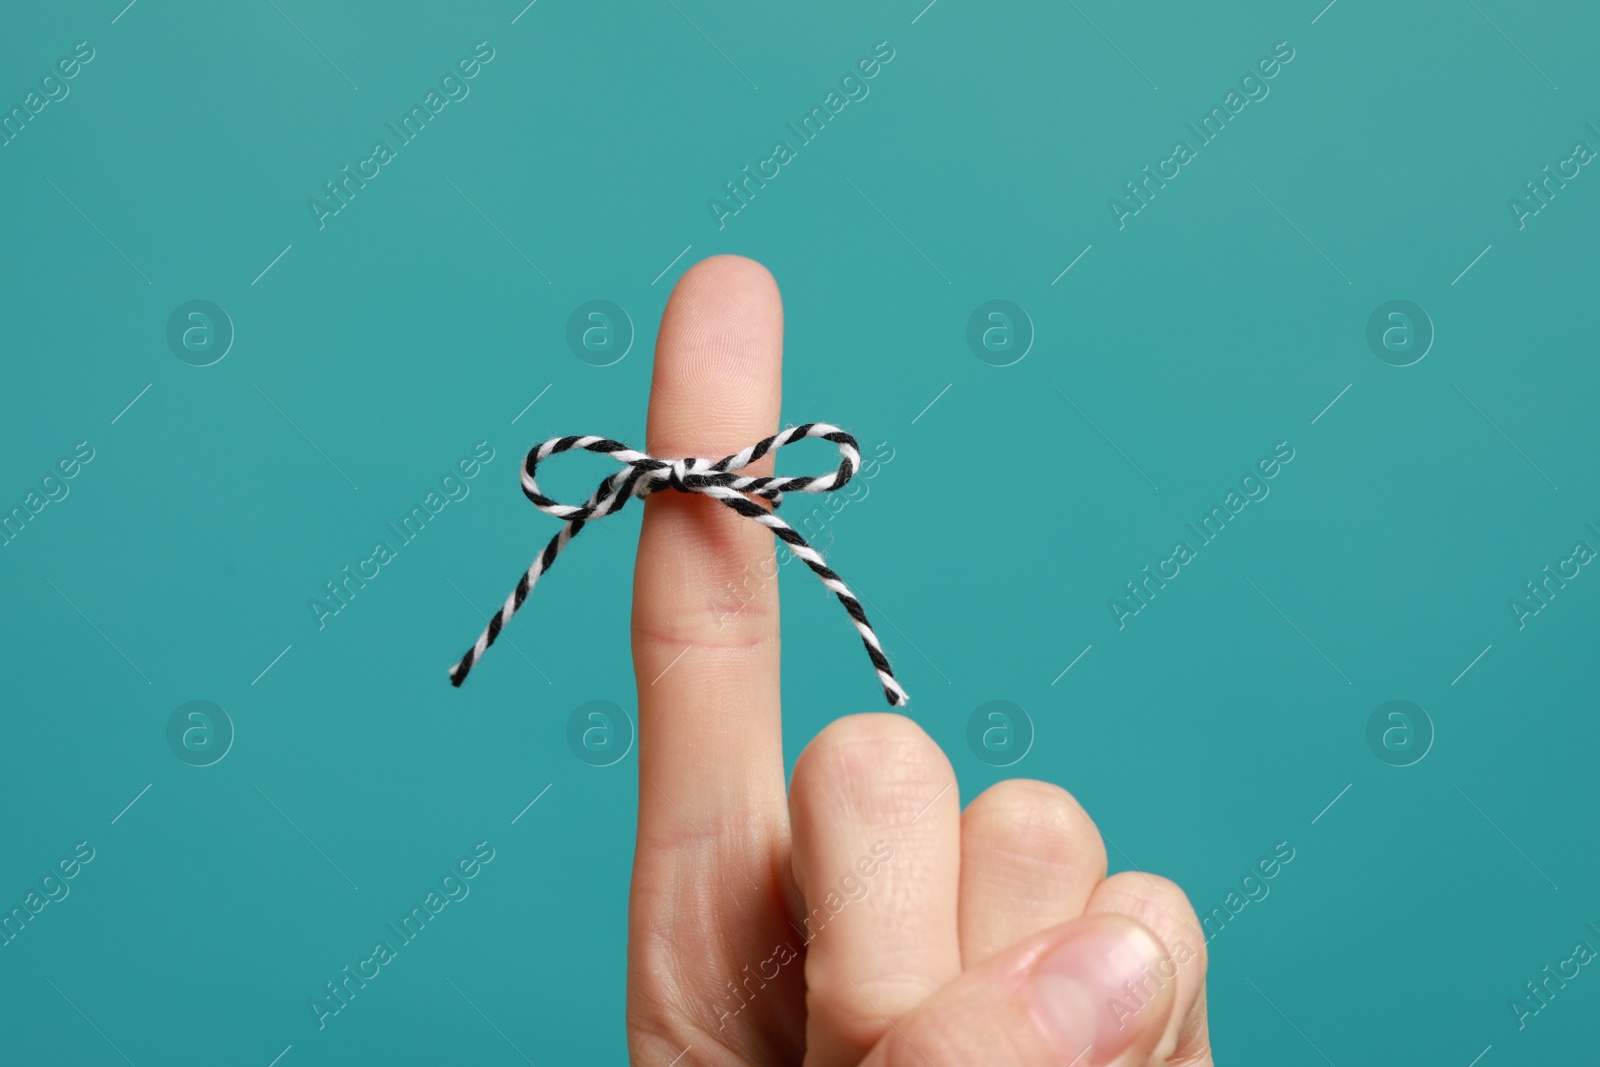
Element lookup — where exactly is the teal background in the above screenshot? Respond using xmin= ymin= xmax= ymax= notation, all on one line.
xmin=2 ymin=0 xmax=1597 ymax=1062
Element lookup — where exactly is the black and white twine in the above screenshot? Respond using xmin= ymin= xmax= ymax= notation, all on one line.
xmin=448 ymin=423 xmax=909 ymax=706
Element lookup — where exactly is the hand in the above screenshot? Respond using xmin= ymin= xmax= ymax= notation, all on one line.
xmin=626 ymin=256 xmax=1215 ymax=1066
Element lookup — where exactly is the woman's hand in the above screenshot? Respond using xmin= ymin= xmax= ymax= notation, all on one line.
xmin=626 ymin=255 xmax=1214 ymax=1067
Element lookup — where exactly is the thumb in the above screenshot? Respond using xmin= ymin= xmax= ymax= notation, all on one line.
xmin=858 ymin=915 xmax=1177 ymax=1067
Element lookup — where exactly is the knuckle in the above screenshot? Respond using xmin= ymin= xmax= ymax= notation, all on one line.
xmin=631 ymin=620 xmax=778 ymax=657
xmin=626 ymin=933 xmax=749 ymax=1066
xmin=1095 ymin=871 xmax=1209 ymax=976
xmin=630 ymin=571 xmax=781 ymax=654
xmin=964 ymin=779 xmax=1107 ymax=878
xmin=795 ymin=713 xmax=951 ymax=800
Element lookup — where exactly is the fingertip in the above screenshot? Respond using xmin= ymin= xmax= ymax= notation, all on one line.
xmin=794 ymin=711 xmax=950 ymax=793
xmin=649 ymin=255 xmax=783 ymax=456
xmin=671 ymin=253 xmax=779 ymax=307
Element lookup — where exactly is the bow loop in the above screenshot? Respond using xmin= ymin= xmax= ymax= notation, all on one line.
xmin=450 ymin=422 xmax=906 ymax=706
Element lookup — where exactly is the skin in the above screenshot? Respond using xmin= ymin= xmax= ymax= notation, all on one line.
xmin=627 ymin=255 xmax=1215 ymax=1067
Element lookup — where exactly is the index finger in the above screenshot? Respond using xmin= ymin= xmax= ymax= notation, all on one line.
xmin=629 ymin=255 xmax=789 ymax=879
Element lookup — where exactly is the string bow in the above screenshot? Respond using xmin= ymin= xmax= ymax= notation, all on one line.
xmin=448 ymin=422 xmax=909 ymax=706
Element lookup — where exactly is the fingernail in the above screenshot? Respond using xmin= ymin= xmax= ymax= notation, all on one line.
xmin=1025 ymin=919 xmax=1171 ymax=1065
